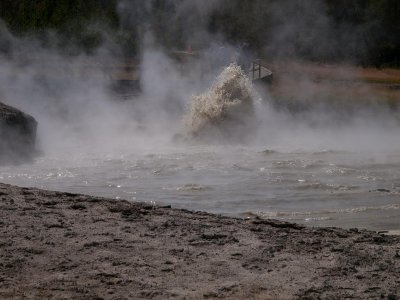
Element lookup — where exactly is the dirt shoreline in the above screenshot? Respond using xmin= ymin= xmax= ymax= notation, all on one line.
xmin=1 ymin=182 xmax=399 ymax=299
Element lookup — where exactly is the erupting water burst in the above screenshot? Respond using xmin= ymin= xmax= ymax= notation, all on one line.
xmin=184 ymin=63 xmax=257 ymax=142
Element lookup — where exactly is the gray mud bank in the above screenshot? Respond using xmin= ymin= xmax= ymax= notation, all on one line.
xmin=0 ymin=182 xmax=400 ymax=299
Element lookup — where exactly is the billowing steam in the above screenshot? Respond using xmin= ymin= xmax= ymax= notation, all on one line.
xmin=0 ymin=0 xmax=400 ymax=160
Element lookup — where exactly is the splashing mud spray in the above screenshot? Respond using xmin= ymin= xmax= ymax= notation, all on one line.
xmin=184 ymin=63 xmax=257 ymax=143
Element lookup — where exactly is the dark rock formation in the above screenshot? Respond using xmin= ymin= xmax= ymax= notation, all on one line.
xmin=0 ymin=102 xmax=37 ymax=164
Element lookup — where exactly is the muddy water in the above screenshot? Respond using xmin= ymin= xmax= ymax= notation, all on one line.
xmin=1 ymin=145 xmax=400 ymax=231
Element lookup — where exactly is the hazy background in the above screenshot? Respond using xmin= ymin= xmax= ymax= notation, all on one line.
xmin=1 ymin=0 xmax=400 ymax=66
xmin=0 ymin=0 xmax=400 ymax=154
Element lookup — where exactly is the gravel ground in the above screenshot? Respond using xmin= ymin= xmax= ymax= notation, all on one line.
xmin=0 ymin=182 xmax=400 ymax=299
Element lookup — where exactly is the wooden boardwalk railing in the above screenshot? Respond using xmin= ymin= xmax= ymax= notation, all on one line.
xmin=251 ymin=59 xmax=273 ymax=83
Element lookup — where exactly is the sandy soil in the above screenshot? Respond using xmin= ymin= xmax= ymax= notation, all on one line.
xmin=268 ymin=61 xmax=400 ymax=85
xmin=1 ymin=182 xmax=400 ymax=299
xmin=260 ymin=61 xmax=400 ymax=115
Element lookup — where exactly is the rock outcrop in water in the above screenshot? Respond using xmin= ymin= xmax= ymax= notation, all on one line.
xmin=185 ymin=64 xmax=257 ymax=143
xmin=0 ymin=102 xmax=37 ymax=164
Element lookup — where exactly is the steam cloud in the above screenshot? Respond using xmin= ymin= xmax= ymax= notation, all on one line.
xmin=0 ymin=0 xmax=400 ymax=163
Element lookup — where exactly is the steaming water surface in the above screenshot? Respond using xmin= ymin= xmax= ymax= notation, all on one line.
xmin=2 ymin=56 xmax=400 ymax=232
xmin=2 ymin=1 xmax=400 ymax=233
xmin=1 ymin=144 xmax=400 ymax=231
